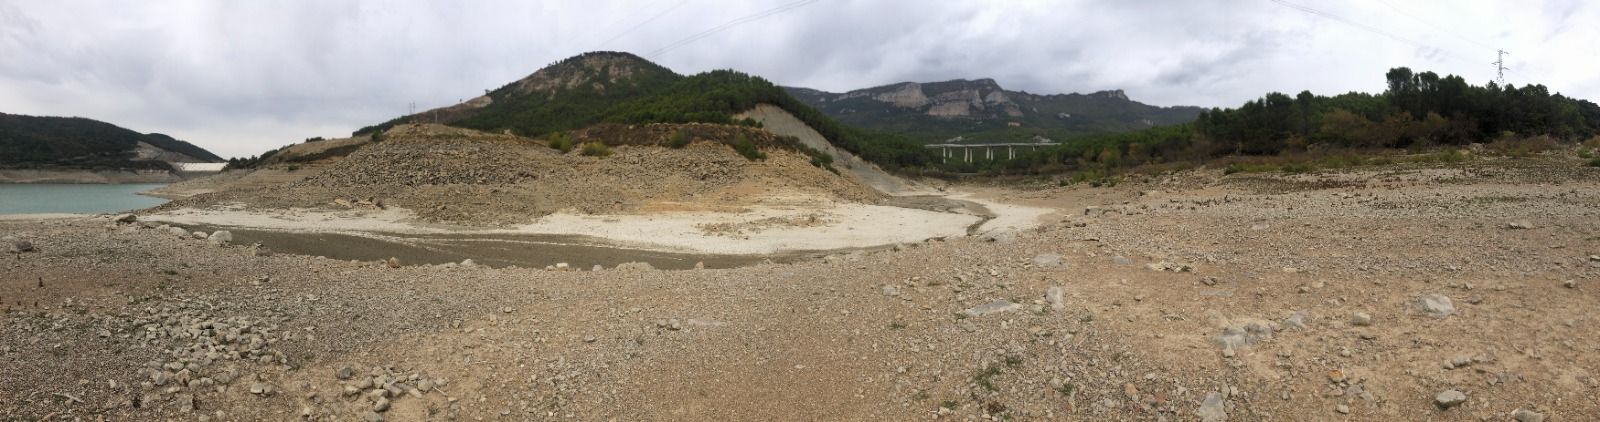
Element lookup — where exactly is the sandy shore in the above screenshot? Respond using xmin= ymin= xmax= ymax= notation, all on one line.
xmin=139 ymin=192 xmax=1046 ymax=255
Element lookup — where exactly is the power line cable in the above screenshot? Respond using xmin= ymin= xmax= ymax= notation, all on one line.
xmin=597 ymin=0 xmax=689 ymax=49
xmin=1371 ymin=0 xmax=1497 ymax=50
xmin=1268 ymin=0 xmax=1486 ymax=71
xmin=645 ymin=0 xmax=819 ymax=59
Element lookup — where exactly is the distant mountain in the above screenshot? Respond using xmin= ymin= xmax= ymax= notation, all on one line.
xmin=0 ymin=113 xmax=223 ymax=170
xmin=354 ymin=51 xmax=938 ymax=170
xmin=784 ymin=79 xmax=1204 ymax=143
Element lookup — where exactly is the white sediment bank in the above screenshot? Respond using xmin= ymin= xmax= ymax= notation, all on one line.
xmin=142 ymin=192 xmax=1050 ymax=255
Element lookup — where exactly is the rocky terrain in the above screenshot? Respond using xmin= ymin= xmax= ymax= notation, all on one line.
xmin=157 ymin=124 xmax=880 ymax=225
xmin=3 ymin=156 xmax=1597 ymax=420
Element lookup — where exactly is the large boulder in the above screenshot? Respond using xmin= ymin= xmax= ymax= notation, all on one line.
xmin=1416 ymin=294 xmax=1455 ymax=318
xmin=208 ymin=230 xmax=233 ymax=245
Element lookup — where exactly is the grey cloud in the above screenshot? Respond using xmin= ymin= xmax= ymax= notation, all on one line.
xmin=0 ymin=0 xmax=1595 ymax=159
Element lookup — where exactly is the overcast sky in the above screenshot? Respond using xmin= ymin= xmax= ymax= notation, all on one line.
xmin=2 ymin=0 xmax=1596 ymax=158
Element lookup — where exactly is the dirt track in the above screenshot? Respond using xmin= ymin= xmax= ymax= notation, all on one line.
xmin=4 ymin=157 xmax=1599 ymax=421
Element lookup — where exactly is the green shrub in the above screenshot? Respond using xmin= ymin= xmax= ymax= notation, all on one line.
xmin=667 ymin=130 xmax=690 ymax=149
xmin=1588 ymin=157 xmax=1600 ymax=167
xmin=286 ymin=164 xmax=300 ymax=172
xmin=730 ymin=132 xmax=765 ymax=161
xmin=580 ymin=142 xmax=612 ymax=157
xmin=548 ymin=132 xmax=573 ymax=153
xmin=1408 ymin=149 xmax=1467 ymax=164
xmin=1279 ymin=163 xmax=1313 ymax=173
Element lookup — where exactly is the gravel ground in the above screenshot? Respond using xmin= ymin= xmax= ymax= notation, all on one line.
xmin=3 ymin=156 xmax=1599 ymax=421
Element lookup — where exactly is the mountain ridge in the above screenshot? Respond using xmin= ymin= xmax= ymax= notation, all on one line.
xmin=784 ymin=79 xmax=1203 ymax=143
xmin=353 ymin=51 xmax=939 ymax=171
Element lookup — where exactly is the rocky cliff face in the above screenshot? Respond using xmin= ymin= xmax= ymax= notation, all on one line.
xmin=784 ymin=79 xmax=1203 ymax=142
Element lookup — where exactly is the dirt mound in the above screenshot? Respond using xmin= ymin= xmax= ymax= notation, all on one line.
xmin=165 ymin=124 xmax=881 ymax=225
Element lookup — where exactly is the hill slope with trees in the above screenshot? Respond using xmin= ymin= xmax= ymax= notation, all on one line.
xmin=354 ymin=51 xmax=938 ymax=171
xmin=996 ymin=67 xmax=1600 ymax=175
xmin=0 ymin=113 xmax=223 ymax=171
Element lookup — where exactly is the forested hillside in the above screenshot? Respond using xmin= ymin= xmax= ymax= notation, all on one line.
xmin=0 ymin=113 xmax=222 ymax=169
xmin=354 ymin=52 xmax=937 ymax=171
xmin=996 ymin=67 xmax=1599 ymax=175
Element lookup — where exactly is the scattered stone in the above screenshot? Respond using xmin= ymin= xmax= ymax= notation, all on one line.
xmin=1505 ymin=220 xmax=1535 ymax=230
xmin=1335 ymin=404 xmax=1350 ymax=414
xmin=461 ymin=259 xmax=476 ymax=266
xmin=1045 ymin=286 xmax=1065 ymax=310
xmin=962 ymin=300 xmax=1023 ymax=317
xmin=1350 ymin=312 xmax=1373 ymax=326
xmin=1112 ymin=255 xmax=1134 ymax=265
xmin=554 ymin=262 xmax=570 ymax=271
xmin=387 ymin=257 xmax=401 ymax=268
xmin=1146 ymin=261 xmax=1193 ymax=272
xmin=1511 ymin=408 xmax=1546 ymax=422
xmin=208 ymin=230 xmax=232 ymax=245
xmin=113 ymin=213 xmax=138 ymax=224
xmin=1200 ymin=276 xmax=1218 ymax=286
xmin=1031 ymin=253 xmax=1063 ymax=268
xmin=168 ymin=226 xmax=189 ymax=237
xmin=192 ymin=231 xmax=209 ymax=240
xmin=373 ymin=396 xmax=391 ymax=412
xmin=615 ymin=262 xmax=656 ymax=272
xmin=1434 ymin=389 xmax=1467 ymax=409
xmin=583 ymin=335 xmax=597 ymax=343
xmin=336 ymin=366 xmax=355 ymax=380
xmin=1416 ymin=294 xmax=1455 ymax=318
xmin=1283 ymin=310 xmax=1309 ymax=330
xmin=1563 ymin=280 xmax=1577 ymax=289
xmin=1197 ymin=391 xmax=1228 ymax=422
xmin=9 ymin=240 xmax=33 ymax=253
xmin=980 ymin=230 xmax=1016 ymax=244
xmin=1327 ymin=369 xmax=1347 ymax=383
xmin=1215 ymin=318 xmax=1275 ymax=355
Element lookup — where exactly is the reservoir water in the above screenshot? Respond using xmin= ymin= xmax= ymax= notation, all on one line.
xmin=0 ymin=183 xmax=169 ymax=214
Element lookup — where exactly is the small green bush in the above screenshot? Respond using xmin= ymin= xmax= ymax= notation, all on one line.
xmin=1279 ymin=163 xmax=1313 ymax=173
xmin=286 ymin=164 xmax=300 ymax=172
xmin=1588 ymin=157 xmax=1600 ymax=167
xmin=580 ymin=142 xmax=612 ymax=157
xmin=548 ymin=132 xmax=573 ymax=153
xmin=730 ymin=133 xmax=765 ymax=161
xmin=667 ymin=130 xmax=690 ymax=149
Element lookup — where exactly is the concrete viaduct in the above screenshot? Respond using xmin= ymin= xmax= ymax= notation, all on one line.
xmin=926 ymin=141 xmax=1060 ymax=163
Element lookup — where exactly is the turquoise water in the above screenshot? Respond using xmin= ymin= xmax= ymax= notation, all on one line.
xmin=0 ymin=184 xmax=169 ymax=214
